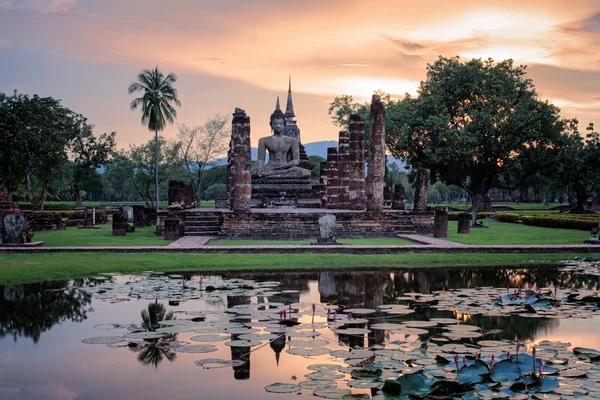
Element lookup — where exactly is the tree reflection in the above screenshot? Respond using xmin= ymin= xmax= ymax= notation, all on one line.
xmin=0 ymin=280 xmax=92 ymax=343
xmin=129 ymin=301 xmax=177 ymax=369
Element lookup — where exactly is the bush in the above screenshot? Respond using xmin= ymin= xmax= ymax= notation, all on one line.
xmin=498 ymin=213 xmax=598 ymax=231
xmin=448 ymin=212 xmax=492 ymax=221
xmin=202 ymin=183 xmax=226 ymax=201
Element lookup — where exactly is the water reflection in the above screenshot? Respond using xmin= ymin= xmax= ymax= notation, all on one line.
xmin=0 ymin=280 xmax=92 ymax=343
xmin=2 ymin=264 xmax=600 ymax=400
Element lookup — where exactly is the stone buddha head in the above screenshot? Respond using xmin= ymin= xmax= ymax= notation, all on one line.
xmin=269 ymin=108 xmax=286 ymax=135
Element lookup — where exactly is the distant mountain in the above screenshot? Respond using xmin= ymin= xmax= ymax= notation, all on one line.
xmin=212 ymin=140 xmax=407 ymax=170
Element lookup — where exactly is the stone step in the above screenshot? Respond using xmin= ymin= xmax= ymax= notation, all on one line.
xmin=185 ymin=231 xmax=220 ymax=236
xmin=184 ymin=218 xmax=222 ymax=224
xmin=185 ymin=226 xmax=222 ymax=232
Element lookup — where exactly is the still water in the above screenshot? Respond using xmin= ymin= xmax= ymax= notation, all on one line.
xmin=1 ymin=264 xmax=600 ymax=399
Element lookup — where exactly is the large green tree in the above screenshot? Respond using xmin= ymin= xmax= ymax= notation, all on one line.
xmin=128 ymin=67 xmax=181 ymax=211
xmin=386 ymin=57 xmax=568 ymax=211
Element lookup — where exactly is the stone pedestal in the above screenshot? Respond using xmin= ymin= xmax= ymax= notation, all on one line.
xmin=1 ymin=213 xmax=24 ymax=244
xmin=457 ymin=213 xmax=471 ymax=234
xmin=433 ymin=207 xmax=449 ymax=238
xmin=112 ymin=211 xmax=129 ymax=236
xmin=366 ymin=95 xmax=386 ymax=211
xmin=132 ymin=205 xmax=146 ymax=228
xmin=168 ymin=180 xmax=195 ymax=210
xmin=413 ymin=168 xmax=430 ymax=211
xmin=230 ymin=108 xmax=252 ymax=212
xmin=164 ymin=217 xmax=183 ymax=241
xmin=392 ymin=184 xmax=406 ymax=210
xmin=348 ymin=114 xmax=366 ymax=210
xmin=145 ymin=208 xmax=157 ymax=226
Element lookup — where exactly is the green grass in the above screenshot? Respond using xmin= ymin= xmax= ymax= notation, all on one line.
xmin=0 ymin=252 xmax=594 ymax=285
xmin=441 ymin=220 xmax=591 ymax=245
xmin=33 ymin=224 xmax=171 ymax=247
xmin=209 ymin=238 xmax=413 ymax=246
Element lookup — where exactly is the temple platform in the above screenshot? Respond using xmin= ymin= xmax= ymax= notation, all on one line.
xmin=169 ymin=208 xmax=433 ymax=239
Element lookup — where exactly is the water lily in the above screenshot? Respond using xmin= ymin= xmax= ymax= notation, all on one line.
xmin=454 ymin=353 xmax=459 ymax=371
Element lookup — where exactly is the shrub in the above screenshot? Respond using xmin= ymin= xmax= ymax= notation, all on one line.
xmin=498 ymin=213 xmax=598 ymax=231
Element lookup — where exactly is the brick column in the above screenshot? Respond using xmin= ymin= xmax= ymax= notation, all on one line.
xmin=348 ymin=114 xmax=366 ymax=210
xmin=337 ymin=130 xmax=350 ymax=209
xmin=230 ymin=108 xmax=252 ymax=212
xmin=226 ymin=138 xmax=233 ymax=209
xmin=366 ymin=95 xmax=385 ymax=211
xmin=319 ymin=161 xmax=328 ymax=208
xmin=413 ymin=168 xmax=430 ymax=211
xmin=325 ymin=147 xmax=339 ymax=209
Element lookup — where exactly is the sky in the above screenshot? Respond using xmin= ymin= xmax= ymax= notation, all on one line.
xmin=1 ymin=0 xmax=599 ymax=149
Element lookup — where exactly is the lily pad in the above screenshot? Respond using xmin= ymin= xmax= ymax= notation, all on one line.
xmin=313 ymin=388 xmax=352 ymax=399
xmin=264 ymin=383 xmax=301 ymax=393
xmin=490 ymin=360 xmax=521 ymax=382
xmin=175 ymin=345 xmax=218 ymax=353
xmin=82 ymin=336 xmax=125 ymax=345
xmin=194 ymin=358 xmax=246 ymax=369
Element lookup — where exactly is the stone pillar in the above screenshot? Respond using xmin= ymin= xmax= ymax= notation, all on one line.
xmin=413 ymin=168 xmax=430 ymax=211
xmin=433 ymin=207 xmax=449 ymax=238
xmin=83 ymin=207 xmax=89 ymax=227
xmin=337 ymin=130 xmax=350 ymax=209
xmin=348 ymin=114 xmax=366 ymax=210
xmin=319 ymin=161 xmax=328 ymax=208
xmin=92 ymin=207 xmax=96 ymax=226
xmin=112 ymin=209 xmax=128 ymax=236
xmin=226 ymin=138 xmax=233 ymax=209
xmin=392 ymin=184 xmax=405 ymax=210
xmin=458 ymin=213 xmax=471 ymax=234
xmin=132 ymin=205 xmax=146 ymax=228
xmin=230 ymin=108 xmax=252 ymax=212
xmin=366 ymin=95 xmax=385 ymax=211
xmin=325 ymin=148 xmax=339 ymax=209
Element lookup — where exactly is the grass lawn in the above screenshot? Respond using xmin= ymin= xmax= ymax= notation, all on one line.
xmin=33 ymin=224 xmax=171 ymax=247
xmin=209 ymin=238 xmax=413 ymax=246
xmin=441 ymin=220 xmax=591 ymax=245
xmin=0 ymin=252 xmax=595 ymax=285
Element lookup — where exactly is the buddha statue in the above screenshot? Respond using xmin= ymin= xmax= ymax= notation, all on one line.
xmin=252 ymin=104 xmax=311 ymax=180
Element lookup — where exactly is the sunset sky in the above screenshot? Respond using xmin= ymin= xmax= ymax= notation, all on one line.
xmin=1 ymin=0 xmax=599 ymax=149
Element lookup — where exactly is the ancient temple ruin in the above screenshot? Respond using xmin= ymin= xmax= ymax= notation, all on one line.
xmin=162 ymin=82 xmax=433 ymax=239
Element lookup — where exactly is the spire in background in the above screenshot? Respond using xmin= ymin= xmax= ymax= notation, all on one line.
xmin=285 ymin=75 xmax=295 ymax=119
xmin=275 ymin=96 xmax=281 ymax=111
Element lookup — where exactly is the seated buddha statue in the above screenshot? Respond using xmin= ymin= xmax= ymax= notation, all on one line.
xmin=252 ymin=106 xmax=311 ymax=180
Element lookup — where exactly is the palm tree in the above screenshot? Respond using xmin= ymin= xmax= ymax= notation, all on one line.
xmin=128 ymin=67 xmax=181 ymax=211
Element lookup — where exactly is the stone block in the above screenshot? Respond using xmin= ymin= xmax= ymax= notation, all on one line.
xmin=168 ymin=180 xmax=195 ymax=210
xmin=392 ymin=184 xmax=406 ymax=210
xmin=315 ymin=214 xmax=337 ymax=244
xmin=132 ymin=205 xmax=146 ymax=228
xmin=112 ymin=210 xmax=128 ymax=236
xmin=164 ymin=217 xmax=183 ymax=241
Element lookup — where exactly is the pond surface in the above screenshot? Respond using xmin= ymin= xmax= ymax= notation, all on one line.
xmin=2 ymin=262 xmax=600 ymax=399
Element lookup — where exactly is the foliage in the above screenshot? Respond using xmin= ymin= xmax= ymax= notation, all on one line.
xmin=202 ymin=183 xmax=226 ymax=200
xmin=177 ymin=115 xmax=229 ymax=204
xmin=127 ymin=136 xmax=183 ymax=209
xmin=0 ymin=91 xmax=117 ymax=209
xmin=385 ymin=57 xmax=569 ymax=212
xmin=496 ymin=213 xmax=599 ymax=231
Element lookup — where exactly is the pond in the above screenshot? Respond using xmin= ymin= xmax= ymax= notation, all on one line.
xmin=2 ymin=261 xmax=600 ymax=399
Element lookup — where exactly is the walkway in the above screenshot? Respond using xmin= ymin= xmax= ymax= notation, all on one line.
xmin=167 ymin=236 xmax=213 ymax=248
xmin=397 ymin=234 xmax=469 ymax=247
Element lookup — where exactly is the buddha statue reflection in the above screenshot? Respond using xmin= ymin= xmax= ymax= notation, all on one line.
xmin=252 ymin=106 xmax=310 ymax=179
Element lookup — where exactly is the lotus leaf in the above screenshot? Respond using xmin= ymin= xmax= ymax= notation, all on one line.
xmin=490 ymin=360 xmax=521 ymax=382
xmin=82 ymin=336 xmax=125 ymax=345
xmin=175 ymin=344 xmax=218 ymax=353
xmin=313 ymin=388 xmax=352 ymax=399
xmin=194 ymin=358 xmax=245 ymax=368
xmin=299 ymin=380 xmax=337 ymax=390
xmin=264 ymin=383 xmax=301 ymax=393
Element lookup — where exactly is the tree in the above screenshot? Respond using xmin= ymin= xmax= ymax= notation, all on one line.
xmin=69 ymin=121 xmax=116 ymax=207
xmin=128 ymin=136 xmax=182 ymax=208
xmin=202 ymin=183 xmax=226 ymax=200
xmin=177 ymin=115 xmax=229 ymax=204
xmin=128 ymin=67 xmax=181 ymax=211
xmin=386 ymin=57 xmax=567 ymax=212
